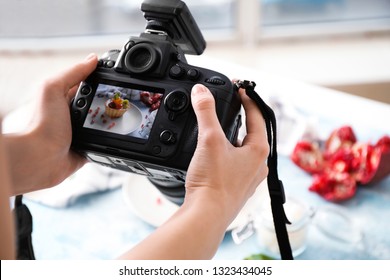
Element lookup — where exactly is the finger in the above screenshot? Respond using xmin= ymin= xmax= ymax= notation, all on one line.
xmin=191 ymin=84 xmax=223 ymax=137
xmin=52 ymin=53 xmax=98 ymax=92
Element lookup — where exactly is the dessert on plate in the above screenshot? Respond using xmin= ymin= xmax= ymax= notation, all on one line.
xmin=104 ymin=92 xmax=130 ymax=118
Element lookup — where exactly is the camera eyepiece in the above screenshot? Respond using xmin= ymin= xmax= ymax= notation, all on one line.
xmin=124 ymin=43 xmax=160 ymax=74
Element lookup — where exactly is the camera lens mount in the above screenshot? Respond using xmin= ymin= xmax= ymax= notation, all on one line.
xmin=124 ymin=43 xmax=160 ymax=74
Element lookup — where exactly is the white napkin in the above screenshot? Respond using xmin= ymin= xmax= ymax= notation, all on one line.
xmin=2 ymin=103 xmax=127 ymax=208
xmin=24 ymin=163 xmax=126 ymax=208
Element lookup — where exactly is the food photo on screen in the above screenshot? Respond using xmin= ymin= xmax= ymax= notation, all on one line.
xmin=83 ymin=83 xmax=163 ymax=140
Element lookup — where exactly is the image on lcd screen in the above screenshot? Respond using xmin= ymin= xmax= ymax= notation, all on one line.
xmin=83 ymin=83 xmax=163 ymax=140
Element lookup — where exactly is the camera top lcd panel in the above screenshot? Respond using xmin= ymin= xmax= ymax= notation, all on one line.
xmin=70 ymin=0 xmax=241 ymax=184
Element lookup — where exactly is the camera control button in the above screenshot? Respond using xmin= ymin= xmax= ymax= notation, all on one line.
xmin=76 ymin=98 xmax=87 ymax=108
xmin=80 ymin=85 xmax=92 ymax=95
xmin=105 ymin=60 xmax=115 ymax=68
xmin=164 ymin=91 xmax=188 ymax=113
xmin=160 ymin=130 xmax=176 ymax=145
xmin=187 ymin=68 xmax=200 ymax=81
xmin=169 ymin=65 xmax=184 ymax=79
xmin=152 ymin=146 xmax=162 ymax=154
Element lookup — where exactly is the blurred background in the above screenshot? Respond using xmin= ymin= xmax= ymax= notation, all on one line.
xmin=1 ymin=0 xmax=390 ymax=116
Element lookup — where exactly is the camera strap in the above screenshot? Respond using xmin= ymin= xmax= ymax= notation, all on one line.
xmin=13 ymin=194 xmax=36 ymax=260
xmin=234 ymin=80 xmax=293 ymax=260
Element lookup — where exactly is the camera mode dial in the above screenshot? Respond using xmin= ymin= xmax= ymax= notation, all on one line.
xmin=206 ymin=76 xmax=226 ymax=85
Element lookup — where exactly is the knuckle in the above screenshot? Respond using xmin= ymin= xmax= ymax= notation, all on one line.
xmin=198 ymin=129 xmax=222 ymax=146
xmin=252 ymin=141 xmax=270 ymax=161
xmin=39 ymin=79 xmax=58 ymax=98
xmin=41 ymin=78 xmax=56 ymax=91
xmin=40 ymin=76 xmax=66 ymax=96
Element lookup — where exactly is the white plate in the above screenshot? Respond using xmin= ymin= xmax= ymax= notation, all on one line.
xmin=122 ymin=174 xmax=268 ymax=231
xmin=83 ymin=98 xmax=142 ymax=135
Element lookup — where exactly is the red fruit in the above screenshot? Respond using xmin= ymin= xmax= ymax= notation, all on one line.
xmin=327 ymin=147 xmax=358 ymax=174
xmin=151 ymin=93 xmax=163 ymax=103
xmin=140 ymin=92 xmax=153 ymax=106
xmin=291 ymin=141 xmax=324 ymax=174
xmin=309 ymin=171 xmax=357 ymax=201
xmin=108 ymin=102 xmax=117 ymax=109
xmin=150 ymin=100 xmax=161 ymax=112
xmin=351 ymin=143 xmax=379 ymax=184
xmin=324 ymin=125 xmax=357 ymax=159
xmin=292 ymin=126 xmax=389 ymax=201
xmin=364 ymin=135 xmax=390 ymax=184
xmin=376 ymin=135 xmax=390 ymax=153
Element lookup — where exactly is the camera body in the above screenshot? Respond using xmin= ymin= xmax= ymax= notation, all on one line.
xmin=70 ymin=0 xmax=241 ymax=200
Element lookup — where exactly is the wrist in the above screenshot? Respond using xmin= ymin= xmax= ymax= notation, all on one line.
xmin=157 ymin=192 xmax=229 ymax=259
xmin=4 ymin=128 xmax=66 ymax=195
xmin=4 ymin=130 xmax=40 ymax=194
xmin=182 ymin=187 xmax=233 ymax=231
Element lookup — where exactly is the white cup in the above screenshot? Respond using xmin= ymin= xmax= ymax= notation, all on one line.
xmin=255 ymin=196 xmax=314 ymax=258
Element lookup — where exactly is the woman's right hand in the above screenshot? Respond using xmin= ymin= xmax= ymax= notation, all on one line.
xmin=184 ymin=83 xmax=269 ymax=227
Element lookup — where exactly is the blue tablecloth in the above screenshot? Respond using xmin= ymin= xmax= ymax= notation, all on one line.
xmin=23 ymin=117 xmax=390 ymax=260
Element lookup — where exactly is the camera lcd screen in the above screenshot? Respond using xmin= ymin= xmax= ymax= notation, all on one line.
xmin=83 ymin=83 xmax=163 ymax=140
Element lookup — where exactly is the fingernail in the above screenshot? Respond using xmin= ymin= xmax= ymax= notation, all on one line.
xmin=192 ymin=84 xmax=207 ymax=95
xmin=85 ymin=53 xmax=97 ymax=61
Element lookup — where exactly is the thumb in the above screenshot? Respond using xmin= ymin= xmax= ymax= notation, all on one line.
xmin=64 ymin=53 xmax=98 ymax=88
xmin=191 ymin=84 xmax=222 ymax=136
xmin=51 ymin=53 xmax=98 ymax=93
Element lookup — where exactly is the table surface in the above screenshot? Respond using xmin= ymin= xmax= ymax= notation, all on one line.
xmin=11 ymin=57 xmax=390 ymax=260
xmin=23 ymin=160 xmax=390 ymax=260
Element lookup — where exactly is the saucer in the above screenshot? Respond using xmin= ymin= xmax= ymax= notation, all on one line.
xmin=122 ymin=174 xmax=267 ymax=231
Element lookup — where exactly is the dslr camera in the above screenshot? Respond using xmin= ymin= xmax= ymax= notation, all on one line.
xmin=71 ymin=0 xmax=242 ymax=203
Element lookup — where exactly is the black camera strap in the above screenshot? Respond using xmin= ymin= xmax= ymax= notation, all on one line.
xmin=235 ymin=80 xmax=293 ymax=260
xmin=13 ymin=194 xmax=36 ymax=260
